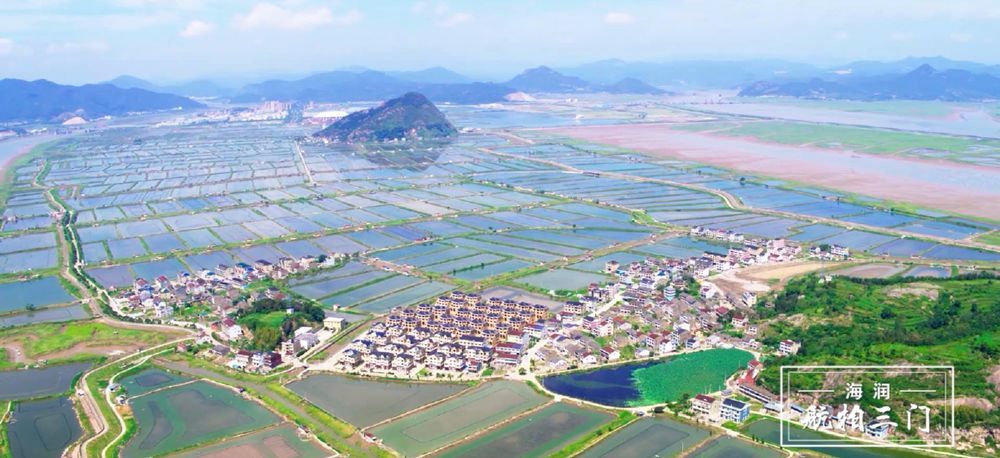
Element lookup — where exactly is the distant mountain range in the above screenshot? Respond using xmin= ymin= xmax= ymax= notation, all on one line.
xmin=555 ymin=56 xmax=1000 ymax=90
xmin=106 ymin=75 xmax=233 ymax=98
xmin=12 ymin=56 xmax=998 ymax=123
xmin=503 ymin=66 xmax=667 ymax=95
xmin=825 ymin=56 xmax=1000 ymax=78
xmin=0 ymin=79 xmax=203 ymax=122
xmin=314 ymin=92 xmax=456 ymax=143
xmin=738 ymin=64 xmax=1000 ymax=101
xmin=232 ymin=70 xmax=513 ymax=105
xmin=556 ymin=59 xmax=818 ymax=88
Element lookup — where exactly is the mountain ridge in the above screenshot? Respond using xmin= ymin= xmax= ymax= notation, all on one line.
xmin=0 ymin=78 xmax=204 ymax=122
xmin=738 ymin=64 xmax=1000 ymax=101
xmin=233 ymin=70 xmax=512 ymax=104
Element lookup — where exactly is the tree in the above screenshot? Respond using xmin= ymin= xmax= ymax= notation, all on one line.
xmin=253 ymin=327 xmax=281 ymax=350
xmin=24 ymin=303 xmax=37 ymax=312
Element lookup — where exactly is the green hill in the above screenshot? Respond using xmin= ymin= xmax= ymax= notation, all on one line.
xmin=313 ymin=92 xmax=456 ymax=143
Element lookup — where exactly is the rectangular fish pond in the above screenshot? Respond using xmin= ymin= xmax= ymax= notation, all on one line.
xmin=6 ymin=397 xmax=83 ymax=458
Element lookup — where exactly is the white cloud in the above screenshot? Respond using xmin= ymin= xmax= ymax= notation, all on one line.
xmin=46 ymin=40 xmax=109 ymax=54
xmin=438 ymin=12 xmax=472 ymax=27
xmin=604 ymin=12 xmax=635 ymax=25
xmin=0 ymin=38 xmax=13 ymax=55
xmin=234 ymin=3 xmax=361 ymax=30
xmin=180 ymin=19 xmax=214 ymax=37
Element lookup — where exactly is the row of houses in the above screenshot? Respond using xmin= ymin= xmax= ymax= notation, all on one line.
xmin=335 ymin=292 xmax=549 ymax=376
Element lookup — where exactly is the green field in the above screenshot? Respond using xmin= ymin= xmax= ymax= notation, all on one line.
xmin=288 ymin=373 xmax=466 ymax=428
xmin=697 ymin=121 xmax=1000 ymax=156
xmin=238 ymin=311 xmax=288 ymax=329
xmin=632 ymin=348 xmax=753 ymax=405
xmin=123 ymin=381 xmax=279 ymax=458
xmin=976 ymin=231 xmax=1000 ymax=248
xmin=0 ymin=321 xmax=180 ymax=360
xmin=578 ymin=416 xmax=710 ymax=458
xmin=371 ymin=380 xmax=547 ymax=456
xmin=167 ymin=424 xmax=330 ymax=458
xmin=436 ymin=402 xmax=613 ymax=458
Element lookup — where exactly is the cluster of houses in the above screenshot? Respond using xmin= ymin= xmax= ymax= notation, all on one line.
xmin=225 ymin=347 xmax=284 ymax=373
xmin=335 ymin=291 xmax=549 ymax=376
xmin=204 ymin=317 xmax=343 ymax=374
xmin=529 ymin=241 xmax=803 ymax=372
xmin=689 ymin=228 xmax=803 ymax=270
xmin=809 ymin=244 xmax=851 ymax=260
xmin=111 ymin=255 xmax=332 ymax=320
xmin=692 ymin=394 xmax=752 ymax=424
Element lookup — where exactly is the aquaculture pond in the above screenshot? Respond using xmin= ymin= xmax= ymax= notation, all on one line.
xmin=6 ymin=397 xmax=83 ymax=458
xmin=578 ymin=416 xmax=710 ymax=458
xmin=742 ymin=418 xmax=930 ymax=458
xmin=0 ymin=362 xmax=92 ymax=400
xmin=0 ymin=305 xmax=89 ymax=328
xmin=0 ymin=276 xmax=76 ymax=314
xmin=542 ymin=348 xmax=752 ymax=407
xmin=288 ymin=374 xmax=466 ymax=428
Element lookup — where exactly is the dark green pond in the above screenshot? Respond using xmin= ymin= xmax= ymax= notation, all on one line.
xmin=7 ymin=397 xmax=82 ymax=458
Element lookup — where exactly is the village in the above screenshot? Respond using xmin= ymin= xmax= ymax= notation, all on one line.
xmin=101 ymin=222 xmax=899 ymax=440
xmin=107 ymin=252 xmax=352 ymax=375
xmin=329 ymin=228 xmax=813 ymax=383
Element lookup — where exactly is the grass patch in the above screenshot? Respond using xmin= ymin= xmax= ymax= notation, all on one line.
xmin=976 ymin=231 xmax=1000 ymax=248
xmin=0 ymin=321 xmax=180 ymax=359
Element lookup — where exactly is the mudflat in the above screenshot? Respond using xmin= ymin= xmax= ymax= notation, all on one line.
xmin=548 ymin=123 xmax=1000 ymax=220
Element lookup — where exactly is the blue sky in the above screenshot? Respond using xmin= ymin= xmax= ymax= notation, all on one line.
xmin=1 ymin=0 xmax=998 ymax=84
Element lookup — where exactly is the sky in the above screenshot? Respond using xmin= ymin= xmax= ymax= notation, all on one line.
xmin=1 ymin=0 xmax=998 ymax=85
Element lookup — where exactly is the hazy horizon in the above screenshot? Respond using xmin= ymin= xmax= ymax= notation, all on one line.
xmin=2 ymin=0 xmax=999 ymax=85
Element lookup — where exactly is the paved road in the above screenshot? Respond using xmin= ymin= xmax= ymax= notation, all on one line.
xmin=70 ymin=339 xmax=192 ymax=458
